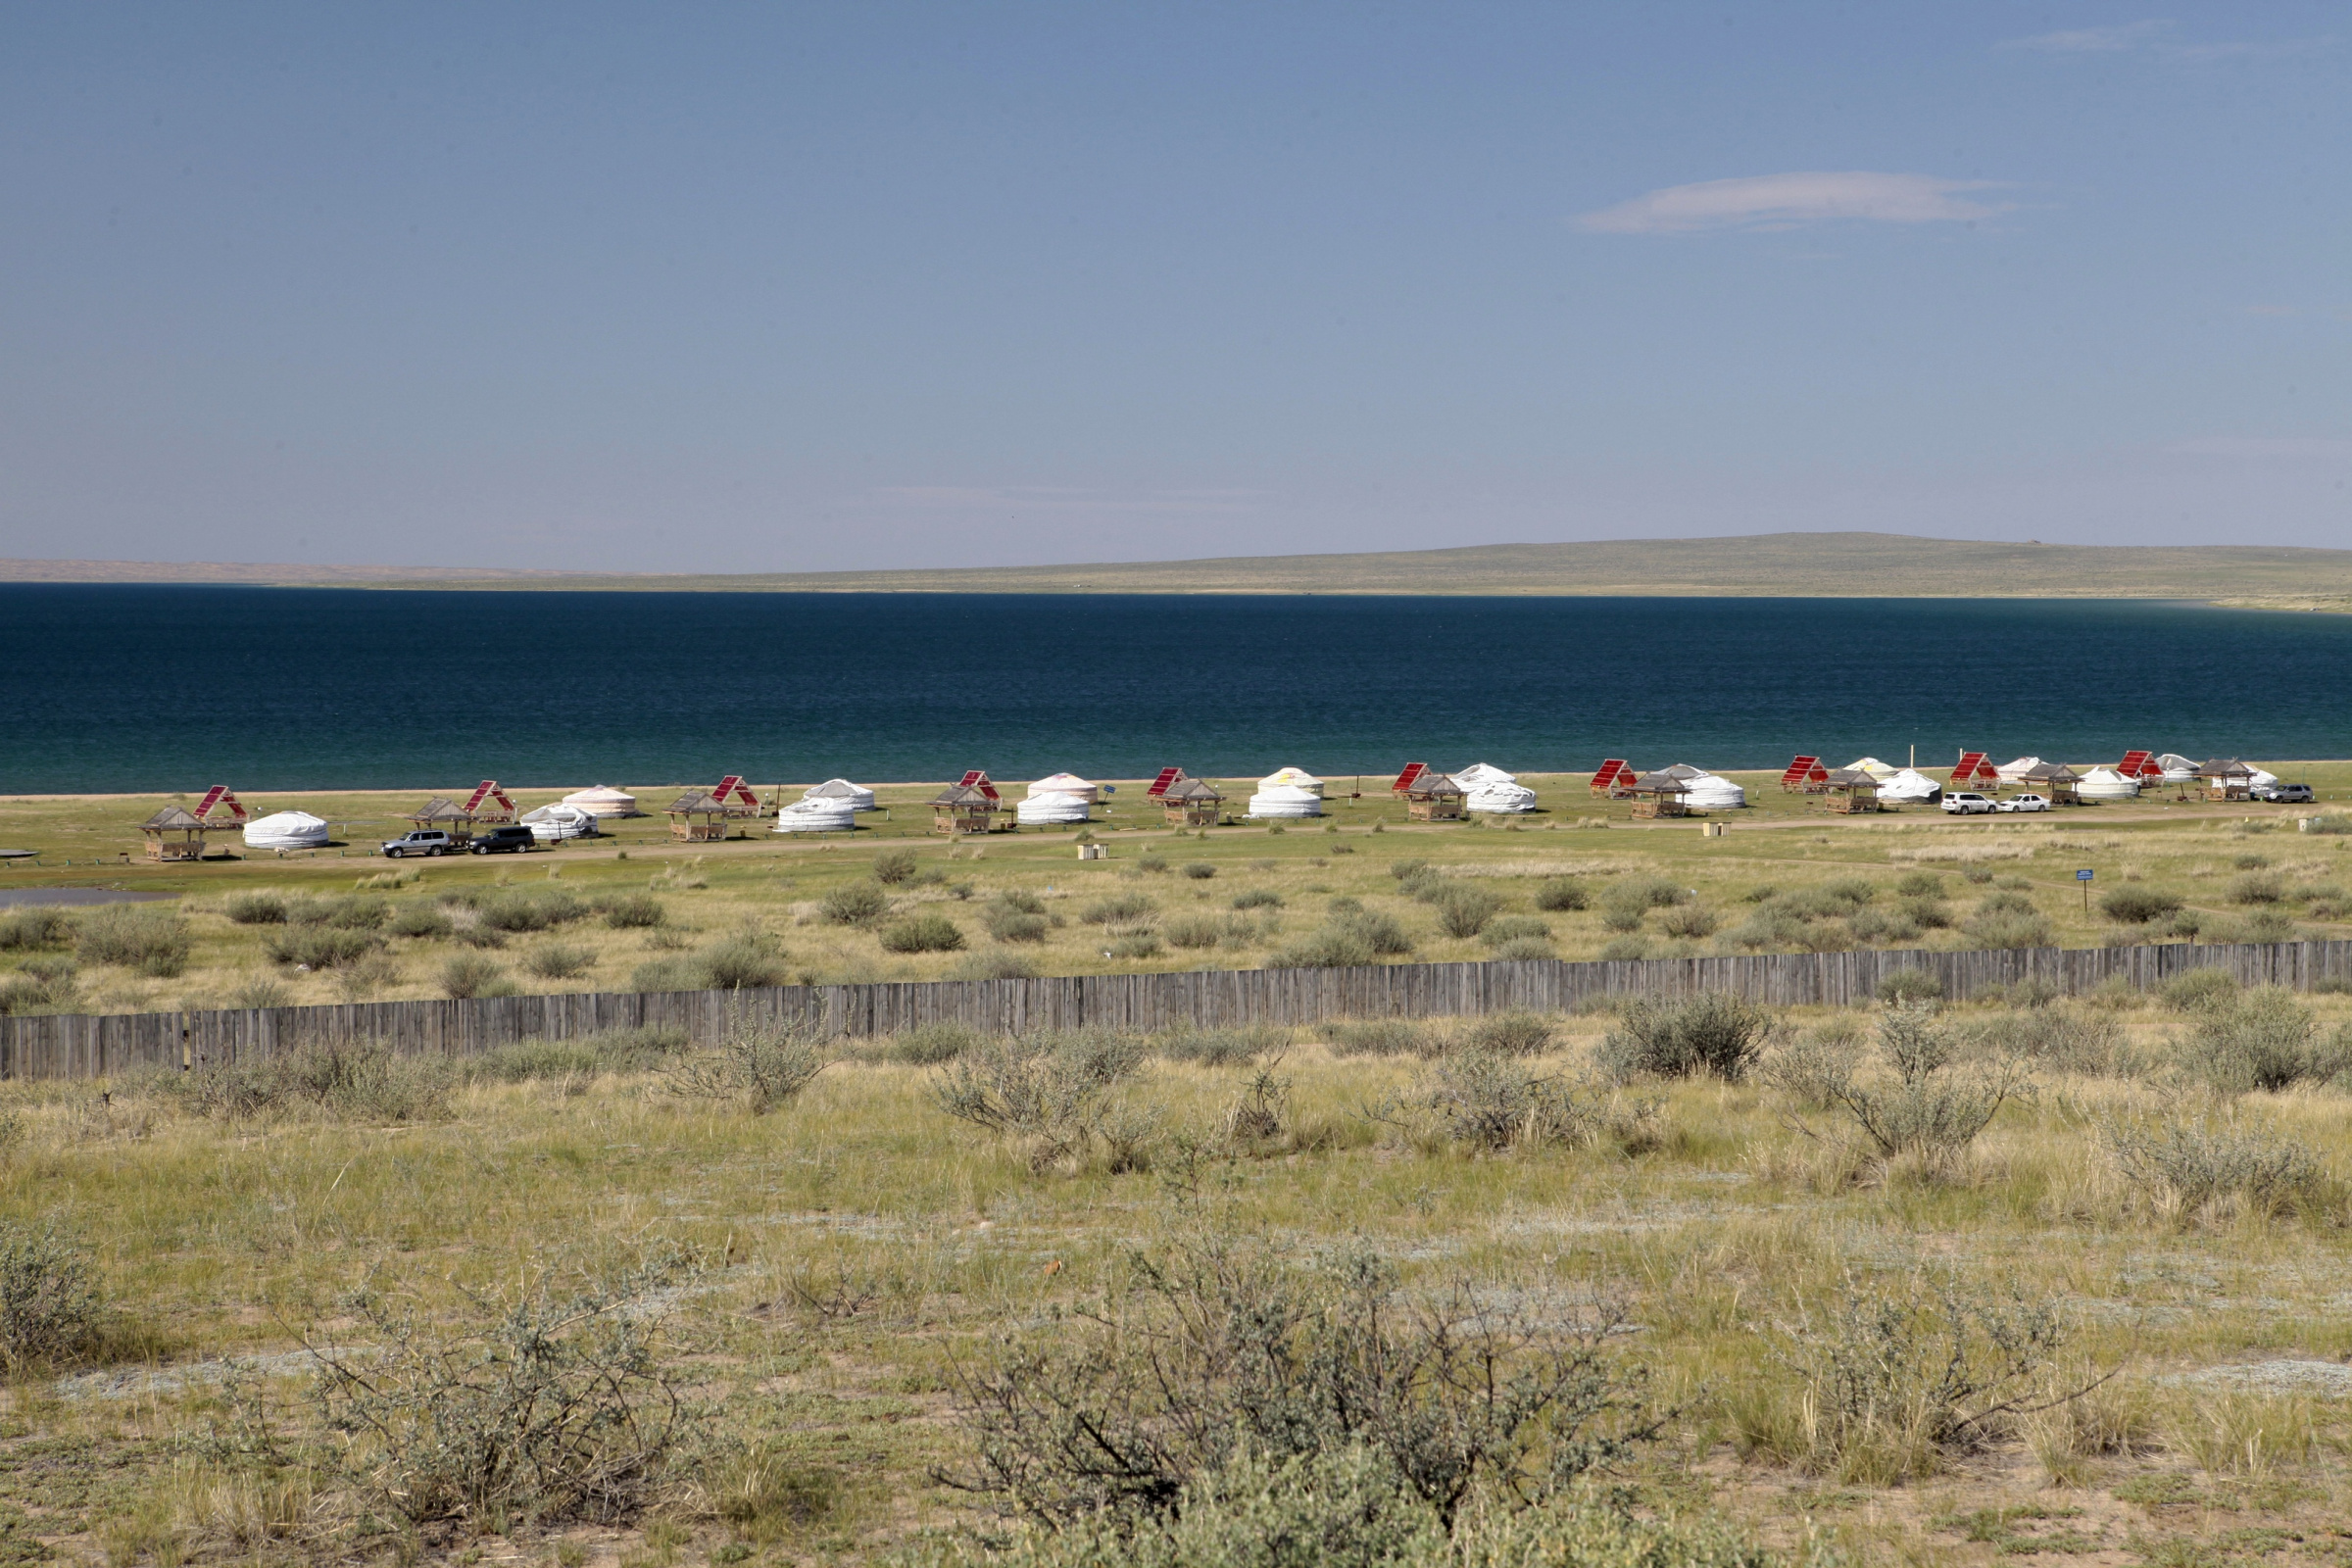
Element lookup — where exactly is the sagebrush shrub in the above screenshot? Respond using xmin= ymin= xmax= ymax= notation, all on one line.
xmin=466 ymin=1028 xmax=685 ymax=1082
xmin=524 ymin=944 xmax=595 ymax=980
xmin=880 ymin=912 xmax=965 ymax=954
xmin=872 ymin=848 xmax=919 ymax=885
xmin=1875 ymin=968 xmax=1944 ymax=1004
xmin=1157 ymin=1024 xmax=1286 ymax=1067
xmin=2160 ymin=967 xmax=2239 ymax=1011
xmin=701 ymin=933 xmax=790 ymax=989
xmin=2100 ymin=887 xmax=2180 ymax=924
xmin=881 ymin=1021 xmax=987 ymax=1065
xmin=818 ymin=882 xmax=891 ymax=926
xmin=0 ymin=908 xmax=73 ymax=951
xmin=1230 ymin=888 xmax=1282 ymax=910
xmin=932 ymin=1030 xmax=1148 ymax=1170
xmin=1433 ymin=884 xmax=1501 ymax=939
xmin=666 ymin=1005 xmax=830 ymax=1112
xmin=2181 ymin=987 xmax=2352 ymax=1093
xmin=1181 ymin=862 xmax=1217 ymax=881
xmin=1318 ymin=1018 xmax=1435 ymax=1057
xmin=944 ymin=1229 xmax=1658 ymax=1529
xmin=315 ymin=1264 xmax=692 ymax=1524
xmin=0 ymin=1222 xmax=102 ymax=1373
xmin=1658 ymin=905 xmax=1717 ymax=940
xmin=2108 ymin=1116 xmax=2335 ymax=1224
xmin=1457 ymin=1010 xmax=1555 ymax=1057
xmin=389 ymin=904 xmax=453 ymax=939
xmin=1531 ymin=878 xmax=1589 ymax=911
xmin=475 ymin=890 xmax=586 ymax=933
xmin=2229 ymin=871 xmax=2285 ymax=906
xmin=1082 ymin=893 xmax=1156 ymax=926
xmin=75 ymin=906 xmax=191 ymax=977
xmin=223 ymin=893 xmax=288 ymax=925
xmin=1163 ymin=915 xmax=1222 ymax=951
xmin=597 ymin=892 xmax=666 ymax=929
xmin=1597 ymin=993 xmax=1776 ymax=1082
xmin=439 ymin=954 xmax=514 ymax=1000
xmin=1822 ymin=1004 xmax=2028 ymax=1163
xmin=1480 ymin=915 xmax=1550 ymax=949
xmin=265 ymin=926 xmax=380 ymax=970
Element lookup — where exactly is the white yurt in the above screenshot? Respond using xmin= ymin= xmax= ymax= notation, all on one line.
xmin=1453 ymin=762 xmax=1537 ymax=813
xmin=2248 ymin=766 xmax=2279 ymax=789
xmin=2076 ymin=766 xmax=2139 ymax=802
xmin=1842 ymin=757 xmax=1898 ymax=781
xmin=1995 ymin=756 xmax=2043 ymax=782
xmin=1026 ymin=771 xmax=1100 ymax=804
xmin=1248 ymin=766 xmax=1325 ymax=818
xmin=1877 ymin=768 xmax=1942 ymax=803
xmin=774 ymin=796 xmax=858 ymax=833
xmin=562 ymin=785 xmax=639 ymax=819
xmin=2155 ymin=754 xmax=2198 ymax=782
xmin=242 ymin=810 xmax=329 ymax=851
xmin=1016 ymin=790 xmax=1093 ymax=825
xmin=1674 ymin=768 xmax=1748 ymax=810
xmin=521 ymin=804 xmax=596 ymax=841
xmin=802 ymin=778 xmax=877 ymax=811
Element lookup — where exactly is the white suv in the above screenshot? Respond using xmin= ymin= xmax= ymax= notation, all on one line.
xmin=1940 ymin=792 xmax=1997 ymax=815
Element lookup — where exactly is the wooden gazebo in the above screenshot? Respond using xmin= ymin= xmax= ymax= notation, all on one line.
xmin=140 ymin=784 xmax=249 ymax=861
xmin=2016 ymin=761 xmax=2082 ymax=805
xmin=1391 ymin=763 xmax=1467 ymax=822
xmin=664 ymin=791 xmax=734 ymax=841
xmin=1820 ymin=767 xmax=1882 ymax=815
xmin=931 ymin=770 xmax=1004 ymax=836
xmin=1625 ymin=769 xmax=1690 ymax=819
xmin=1157 ymin=775 xmax=1224 ymax=827
xmin=2196 ymin=759 xmax=2255 ymax=802
xmin=408 ymin=797 xmax=482 ymax=844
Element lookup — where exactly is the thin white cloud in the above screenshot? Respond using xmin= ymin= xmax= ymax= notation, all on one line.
xmin=1576 ymin=172 xmax=2008 ymax=235
xmin=2170 ymin=437 xmax=2349 ymax=459
xmin=2001 ymin=19 xmax=2172 ymax=52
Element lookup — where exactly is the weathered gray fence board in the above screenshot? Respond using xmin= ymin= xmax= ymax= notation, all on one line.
xmin=5 ymin=939 xmax=2349 ymax=1081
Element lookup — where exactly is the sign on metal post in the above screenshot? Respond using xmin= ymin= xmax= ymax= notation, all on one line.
xmin=2078 ymin=867 xmax=2094 ymax=912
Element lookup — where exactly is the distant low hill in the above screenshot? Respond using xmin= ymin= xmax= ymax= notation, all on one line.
xmin=8 ymin=533 xmax=2352 ymax=605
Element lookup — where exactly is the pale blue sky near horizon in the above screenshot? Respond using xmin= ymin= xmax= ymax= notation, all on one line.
xmin=2 ymin=3 xmax=2345 ymax=572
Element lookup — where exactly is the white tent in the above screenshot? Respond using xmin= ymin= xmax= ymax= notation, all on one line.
xmin=521 ymin=804 xmax=596 ymax=841
xmin=1451 ymin=761 xmax=1516 ymax=789
xmin=1842 ymin=757 xmax=1898 ymax=780
xmin=1466 ymin=780 xmax=1538 ymax=813
xmin=2248 ymin=766 xmax=2279 ymax=788
xmin=1026 ymin=772 xmax=1099 ymax=803
xmin=2076 ymin=766 xmax=2139 ymax=802
xmin=562 ymin=785 xmax=639 ymax=818
xmin=1016 ymin=791 xmax=1093 ymax=825
xmin=1994 ymin=756 xmax=2043 ymax=781
xmin=1249 ymin=765 xmax=1325 ymax=818
xmin=1877 ymin=768 xmax=1942 ymax=803
xmin=242 ymin=810 xmax=329 ymax=851
xmin=774 ymin=797 xmax=857 ymax=833
xmin=2155 ymin=754 xmax=2198 ymax=781
xmin=1675 ymin=769 xmax=1747 ymax=810
xmin=802 ymin=778 xmax=877 ymax=811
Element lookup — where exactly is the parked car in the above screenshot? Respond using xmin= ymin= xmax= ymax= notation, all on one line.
xmin=380 ymin=829 xmax=456 ymax=858
xmin=1996 ymin=794 xmax=2051 ymax=813
xmin=1940 ymin=791 xmax=1998 ymax=815
xmin=469 ymin=825 xmax=541 ymax=855
xmin=2252 ymin=781 xmax=2314 ymax=804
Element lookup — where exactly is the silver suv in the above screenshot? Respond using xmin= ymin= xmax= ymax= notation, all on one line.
xmin=380 ymin=829 xmax=455 ymax=858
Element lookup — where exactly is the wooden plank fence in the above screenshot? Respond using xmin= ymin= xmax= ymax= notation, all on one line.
xmin=4 ymin=939 xmax=2349 ymax=1082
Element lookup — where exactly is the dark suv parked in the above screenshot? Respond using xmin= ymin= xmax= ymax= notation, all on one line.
xmin=469 ymin=825 xmax=541 ymax=856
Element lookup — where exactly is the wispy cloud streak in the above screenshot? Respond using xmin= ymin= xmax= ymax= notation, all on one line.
xmin=1576 ymin=172 xmax=2007 ymax=235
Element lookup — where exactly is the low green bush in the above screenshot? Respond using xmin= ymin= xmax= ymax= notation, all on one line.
xmin=2159 ymin=968 xmax=2239 ymax=1012
xmin=1082 ymin=893 xmax=1156 ymax=926
xmin=881 ymin=1022 xmax=987 ymax=1065
xmin=881 ymin=912 xmax=965 ymax=954
xmin=75 ymin=906 xmax=191 ymax=977
xmin=389 ymin=904 xmax=454 ymax=939
xmin=872 ymin=848 xmax=920 ymax=885
xmin=597 ymin=892 xmax=666 ymax=929
xmin=1876 ymin=968 xmax=1945 ymax=1004
xmin=1156 ymin=1024 xmax=1287 ymax=1066
xmin=0 ymin=907 xmax=74 ymax=951
xmin=1432 ymin=883 xmax=1502 ymax=939
xmin=1598 ymin=993 xmax=1776 ymax=1082
xmin=1531 ymin=877 xmax=1589 ymax=911
xmin=1164 ymin=915 xmax=1223 ymax=951
xmin=703 ymin=934 xmax=791 ymax=989
xmin=2100 ymin=887 xmax=2181 ymax=924
xmin=523 ymin=944 xmax=595 ymax=980
xmin=440 ymin=955 xmax=516 ymax=1000
xmin=223 ymin=893 xmax=288 ymax=925
xmin=818 ymin=882 xmax=892 ymax=926
xmin=476 ymin=890 xmax=586 ymax=933
xmin=2181 ymin=987 xmax=2352 ymax=1093
xmin=1230 ymin=888 xmax=1283 ymax=910
xmin=466 ymin=1028 xmax=687 ymax=1082
xmin=1181 ymin=862 xmax=1217 ymax=881
xmin=2230 ymin=872 xmax=2286 ymax=906
xmin=1480 ymin=915 xmax=1550 ymax=949
xmin=1458 ymin=1010 xmax=1555 ymax=1057
xmin=264 ymin=926 xmax=380 ymax=970
xmin=0 ymin=1222 xmax=103 ymax=1374
xmin=1659 ymin=905 xmax=1717 ymax=940
xmin=1318 ymin=1018 xmax=1436 ymax=1057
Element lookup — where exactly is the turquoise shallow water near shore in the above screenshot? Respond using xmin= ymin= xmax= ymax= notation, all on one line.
xmin=2 ymin=586 xmax=2348 ymax=794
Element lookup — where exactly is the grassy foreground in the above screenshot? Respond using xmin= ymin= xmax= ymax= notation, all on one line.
xmin=2 ymin=984 xmax=2352 ymax=1566
xmin=4 ymin=766 xmax=2352 ymax=1019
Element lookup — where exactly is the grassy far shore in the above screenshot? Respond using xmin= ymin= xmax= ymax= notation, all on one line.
xmin=6 ymin=767 xmax=2352 ymax=1019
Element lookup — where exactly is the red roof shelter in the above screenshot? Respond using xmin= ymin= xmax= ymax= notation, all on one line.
xmin=1950 ymin=752 xmax=1998 ymax=790
xmin=1591 ymin=760 xmax=1634 ymax=796
xmin=1780 ymin=756 xmax=1829 ymax=793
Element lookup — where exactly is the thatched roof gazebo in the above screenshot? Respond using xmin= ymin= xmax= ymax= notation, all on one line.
xmin=1391 ymin=763 xmax=1467 ymax=822
xmin=1625 ymin=769 xmax=1690 ymax=819
xmin=1820 ymin=767 xmax=1883 ymax=815
xmin=408 ymin=797 xmax=482 ymax=842
xmin=2016 ymin=761 xmax=2082 ymax=805
xmin=2195 ymin=759 xmax=2255 ymax=801
xmin=664 ymin=790 xmax=737 ymax=842
xmin=142 ymin=806 xmax=213 ymax=861
xmin=1159 ymin=775 xmax=1225 ymax=827
xmin=930 ymin=782 xmax=1001 ymax=836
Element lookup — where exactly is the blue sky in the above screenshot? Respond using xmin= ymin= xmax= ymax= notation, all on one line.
xmin=1 ymin=3 xmax=2344 ymax=571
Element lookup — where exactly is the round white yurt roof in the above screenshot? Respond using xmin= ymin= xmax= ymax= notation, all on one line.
xmin=1247 ymin=784 xmax=1324 ymax=818
xmin=803 ymin=778 xmax=877 ymax=809
xmin=1258 ymin=766 xmax=1323 ymax=793
xmin=1994 ymin=756 xmax=2043 ymax=780
xmin=774 ymin=798 xmax=857 ymax=833
xmin=1452 ymin=761 xmax=1516 ymax=789
xmin=562 ymin=785 xmax=638 ymax=817
xmin=1877 ymin=768 xmax=1941 ymax=800
xmin=2076 ymin=766 xmax=2138 ymax=800
xmin=1465 ymin=780 xmax=1537 ymax=813
xmin=1016 ymin=791 xmax=1093 ymax=824
xmin=2248 ymin=767 xmax=2279 ymax=787
xmin=2155 ymin=753 xmax=2198 ymax=780
xmin=521 ymin=804 xmax=595 ymax=840
xmin=1682 ymin=774 xmax=1747 ymax=809
xmin=242 ymin=810 xmax=329 ymax=850
xmin=1027 ymin=772 xmax=1099 ymax=802
xmin=1843 ymin=757 xmax=1897 ymax=780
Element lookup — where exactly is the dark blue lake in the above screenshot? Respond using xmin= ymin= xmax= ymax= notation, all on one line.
xmin=3 ymin=587 xmax=2347 ymax=792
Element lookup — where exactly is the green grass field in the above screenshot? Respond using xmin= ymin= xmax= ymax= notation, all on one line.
xmin=7 ymin=771 xmax=2352 ymax=1567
